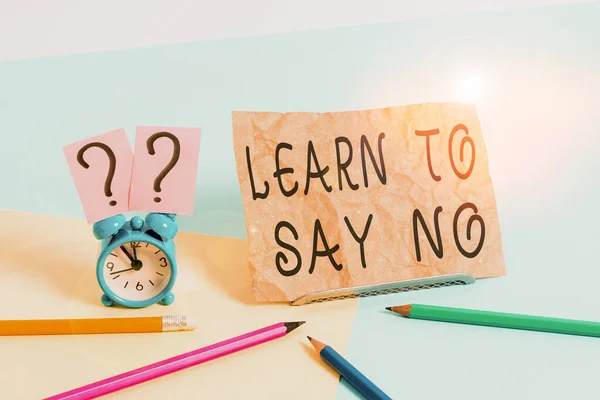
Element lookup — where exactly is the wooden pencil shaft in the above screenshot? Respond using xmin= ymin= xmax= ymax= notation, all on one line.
xmin=0 ymin=317 xmax=162 ymax=335
xmin=405 ymin=304 xmax=600 ymax=338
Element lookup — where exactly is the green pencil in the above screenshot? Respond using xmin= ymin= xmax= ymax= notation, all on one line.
xmin=385 ymin=304 xmax=600 ymax=338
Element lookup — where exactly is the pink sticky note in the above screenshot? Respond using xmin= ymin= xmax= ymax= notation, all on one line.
xmin=63 ymin=129 xmax=134 ymax=223
xmin=129 ymin=126 xmax=201 ymax=214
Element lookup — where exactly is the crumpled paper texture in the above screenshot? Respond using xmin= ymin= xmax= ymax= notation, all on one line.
xmin=233 ymin=103 xmax=506 ymax=302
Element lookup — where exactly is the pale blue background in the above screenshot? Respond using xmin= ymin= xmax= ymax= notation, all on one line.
xmin=2 ymin=2 xmax=600 ymax=399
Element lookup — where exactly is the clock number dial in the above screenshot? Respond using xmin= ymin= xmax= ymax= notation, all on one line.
xmin=103 ymin=241 xmax=172 ymax=302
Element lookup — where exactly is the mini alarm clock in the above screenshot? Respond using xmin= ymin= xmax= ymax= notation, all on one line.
xmin=92 ymin=213 xmax=179 ymax=308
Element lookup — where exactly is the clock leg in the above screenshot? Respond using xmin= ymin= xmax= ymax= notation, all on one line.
xmin=101 ymin=294 xmax=115 ymax=307
xmin=160 ymin=292 xmax=175 ymax=306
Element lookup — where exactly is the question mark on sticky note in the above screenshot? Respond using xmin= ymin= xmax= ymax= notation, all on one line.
xmin=146 ymin=132 xmax=181 ymax=203
xmin=76 ymin=142 xmax=118 ymax=206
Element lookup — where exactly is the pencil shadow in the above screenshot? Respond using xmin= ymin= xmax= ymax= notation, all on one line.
xmin=0 ymin=211 xmax=101 ymax=306
xmin=299 ymin=342 xmax=343 ymax=380
xmin=299 ymin=342 xmax=367 ymax=399
xmin=301 ymin=342 xmax=324 ymax=364
xmin=338 ymin=378 xmax=367 ymax=400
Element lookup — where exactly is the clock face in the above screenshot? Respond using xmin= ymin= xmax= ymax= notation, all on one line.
xmin=102 ymin=241 xmax=172 ymax=302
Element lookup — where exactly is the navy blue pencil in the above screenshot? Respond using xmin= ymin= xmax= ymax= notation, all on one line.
xmin=307 ymin=336 xmax=391 ymax=400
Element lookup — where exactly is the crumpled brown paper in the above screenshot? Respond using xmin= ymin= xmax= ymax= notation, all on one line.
xmin=232 ymin=103 xmax=506 ymax=302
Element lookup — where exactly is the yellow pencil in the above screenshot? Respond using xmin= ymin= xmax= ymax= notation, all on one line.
xmin=0 ymin=315 xmax=196 ymax=336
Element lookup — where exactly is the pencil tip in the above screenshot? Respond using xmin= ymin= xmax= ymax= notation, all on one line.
xmin=284 ymin=321 xmax=306 ymax=333
xmin=308 ymin=336 xmax=326 ymax=353
xmin=388 ymin=305 xmax=412 ymax=317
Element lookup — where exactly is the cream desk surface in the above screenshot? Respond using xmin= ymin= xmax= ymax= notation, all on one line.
xmin=0 ymin=211 xmax=358 ymax=399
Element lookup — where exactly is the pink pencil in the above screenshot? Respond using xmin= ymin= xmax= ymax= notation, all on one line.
xmin=44 ymin=321 xmax=305 ymax=400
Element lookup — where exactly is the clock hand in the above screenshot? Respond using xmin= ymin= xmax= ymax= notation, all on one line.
xmin=110 ymin=267 xmax=135 ymax=275
xmin=132 ymin=245 xmax=138 ymax=261
xmin=120 ymin=246 xmax=135 ymax=263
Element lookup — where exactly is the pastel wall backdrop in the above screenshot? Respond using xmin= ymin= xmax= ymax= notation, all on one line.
xmin=1 ymin=2 xmax=600 ymax=399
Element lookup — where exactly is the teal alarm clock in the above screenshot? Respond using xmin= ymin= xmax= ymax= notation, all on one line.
xmin=92 ymin=212 xmax=178 ymax=308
